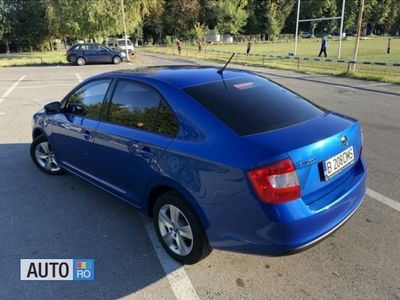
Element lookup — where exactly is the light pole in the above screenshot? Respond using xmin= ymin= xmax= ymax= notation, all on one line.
xmin=338 ymin=0 xmax=346 ymax=59
xmin=352 ymin=0 xmax=364 ymax=71
xmin=121 ymin=0 xmax=129 ymax=60
xmin=294 ymin=0 xmax=301 ymax=56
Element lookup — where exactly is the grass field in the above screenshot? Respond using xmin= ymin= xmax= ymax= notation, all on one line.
xmin=0 ymin=51 xmax=67 ymax=67
xmin=143 ymin=37 xmax=400 ymax=83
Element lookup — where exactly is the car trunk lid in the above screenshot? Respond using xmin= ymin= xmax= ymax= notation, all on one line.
xmin=245 ymin=113 xmax=362 ymax=207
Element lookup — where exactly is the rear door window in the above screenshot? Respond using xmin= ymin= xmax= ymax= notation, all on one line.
xmin=108 ymin=80 xmax=178 ymax=136
xmin=108 ymin=80 xmax=161 ymax=131
xmin=88 ymin=44 xmax=97 ymax=51
xmin=184 ymin=76 xmax=324 ymax=136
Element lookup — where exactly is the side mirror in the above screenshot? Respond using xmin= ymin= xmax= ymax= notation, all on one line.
xmin=66 ymin=103 xmax=87 ymax=116
xmin=44 ymin=101 xmax=61 ymax=114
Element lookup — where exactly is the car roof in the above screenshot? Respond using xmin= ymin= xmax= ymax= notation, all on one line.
xmin=100 ymin=65 xmax=254 ymax=89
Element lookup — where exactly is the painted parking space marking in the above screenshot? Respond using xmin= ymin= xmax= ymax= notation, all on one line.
xmin=75 ymin=73 xmax=83 ymax=83
xmin=0 ymin=75 xmax=26 ymax=105
xmin=142 ymin=215 xmax=200 ymax=300
xmin=367 ymin=188 xmax=400 ymax=212
xmin=15 ymin=84 xmax=76 ymax=89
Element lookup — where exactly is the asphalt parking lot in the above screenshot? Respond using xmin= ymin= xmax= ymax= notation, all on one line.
xmin=0 ymin=53 xmax=399 ymax=299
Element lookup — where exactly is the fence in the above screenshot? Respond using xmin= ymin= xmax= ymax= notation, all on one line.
xmin=143 ymin=46 xmax=400 ymax=84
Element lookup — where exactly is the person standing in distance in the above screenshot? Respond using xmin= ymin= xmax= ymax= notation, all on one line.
xmin=246 ymin=39 xmax=253 ymax=55
xmin=176 ymin=39 xmax=183 ymax=55
xmin=387 ymin=38 xmax=391 ymax=54
xmin=318 ymin=37 xmax=328 ymax=57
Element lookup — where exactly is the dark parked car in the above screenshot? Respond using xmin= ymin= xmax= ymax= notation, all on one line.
xmin=31 ymin=66 xmax=366 ymax=264
xmin=66 ymin=43 xmax=128 ymax=66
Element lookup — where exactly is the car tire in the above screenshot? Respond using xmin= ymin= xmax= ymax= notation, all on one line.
xmin=153 ymin=191 xmax=212 ymax=264
xmin=76 ymin=57 xmax=86 ymax=66
xmin=112 ymin=56 xmax=122 ymax=64
xmin=30 ymin=134 xmax=66 ymax=175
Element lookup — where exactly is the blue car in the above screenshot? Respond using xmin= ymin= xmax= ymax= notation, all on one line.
xmin=30 ymin=66 xmax=366 ymax=264
xmin=66 ymin=43 xmax=127 ymax=66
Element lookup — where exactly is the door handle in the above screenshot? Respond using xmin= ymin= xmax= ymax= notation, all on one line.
xmin=137 ymin=147 xmax=154 ymax=158
xmin=83 ymin=130 xmax=93 ymax=141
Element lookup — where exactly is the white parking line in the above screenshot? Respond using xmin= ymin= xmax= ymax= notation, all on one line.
xmin=0 ymin=75 xmax=26 ymax=105
xmin=367 ymin=188 xmax=400 ymax=212
xmin=142 ymin=215 xmax=200 ymax=300
xmin=15 ymin=84 xmax=76 ymax=89
xmin=75 ymin=73 xmax=83 ymax=83
xmin=0 ymin=112 xmax=5 ymax=115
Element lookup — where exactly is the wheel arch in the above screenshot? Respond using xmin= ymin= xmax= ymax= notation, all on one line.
xmin=32 ymin=127 xmax=46 ymax=140
xmin=146 ymin=183 xmax=210 ymax=231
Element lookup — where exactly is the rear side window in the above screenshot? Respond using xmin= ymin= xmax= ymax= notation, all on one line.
xmin=184 ymin=76 xmax=324 ymax=136
xmin=154 ymin=100 xmax=178 ymax=136
xmin=108 ymin=80 xmax=161 ymax=131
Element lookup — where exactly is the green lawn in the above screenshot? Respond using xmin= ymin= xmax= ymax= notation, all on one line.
xmin=191 ymin=37 xmax=400 ymax=63
xmin=0 ymin=51 xmax=67 ymax=67
xmin=143 ymin=37 xmax=400 ymax=83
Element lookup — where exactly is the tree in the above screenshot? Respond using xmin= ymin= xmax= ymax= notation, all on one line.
xmin=301 ymin=0 xmax=337 ymax=36
xmin=143 ymin=0 xmax=165 ymax=44
xmin=163 ymin=0 xmax=201 ymax=38
xmin=191 ymin=22 xmax=207 ymax=40
xmin=364 ymin=0 xmax=392 ymax=35
xmin=0 ymin=0 xmax=8 ymax=52
xmin=339 ymin=0 xmax=358 ymax=32
xmin=212 ymin=0 xmax=249 ymax=35
xmin=1 ymin=0 xmax=51 ymax=51
xmin=51 ymin=0 xmax=156 ymax=43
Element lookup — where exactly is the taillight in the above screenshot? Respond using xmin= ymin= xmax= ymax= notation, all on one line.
xmin=247 ymin=158 xmax=300 ymax=204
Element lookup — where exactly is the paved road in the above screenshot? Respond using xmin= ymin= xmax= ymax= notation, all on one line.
xmin=0 ymin=53 xmax=399 ymax=299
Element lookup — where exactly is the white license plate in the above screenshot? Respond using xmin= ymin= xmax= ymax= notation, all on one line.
xmin=323 ymin=146 xmax=355 ymax=180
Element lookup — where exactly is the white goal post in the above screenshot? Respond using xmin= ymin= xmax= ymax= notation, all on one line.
xmin=294 ymin=0 xmax=346 ymax=59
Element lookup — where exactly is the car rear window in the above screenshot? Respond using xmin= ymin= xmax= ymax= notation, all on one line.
xmin=184 ymin=76 xmax=324 ymax=136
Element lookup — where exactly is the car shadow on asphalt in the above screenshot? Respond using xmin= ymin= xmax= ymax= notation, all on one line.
xmin=0 ymin=143 xmax=173 ymax=299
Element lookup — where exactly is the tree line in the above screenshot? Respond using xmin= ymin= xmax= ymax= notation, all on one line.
xmin=0 ymin=0 xmax=399 ymax=52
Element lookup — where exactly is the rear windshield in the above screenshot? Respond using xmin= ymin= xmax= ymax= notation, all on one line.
xmin=184 ymin=76 xmax=324 ymax=136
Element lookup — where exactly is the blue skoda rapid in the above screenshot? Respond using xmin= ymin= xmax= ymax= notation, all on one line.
xmin=30 ymin=66 xmax=366 ymax=264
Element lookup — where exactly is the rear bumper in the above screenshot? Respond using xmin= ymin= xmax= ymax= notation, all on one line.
xmin=204 ymin=157 xmax=367 ymax=255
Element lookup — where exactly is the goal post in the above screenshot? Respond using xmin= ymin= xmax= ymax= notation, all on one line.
xmin=294 ymin=0 xmax=346 ymax=59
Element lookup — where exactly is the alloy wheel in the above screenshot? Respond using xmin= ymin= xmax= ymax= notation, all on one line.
xmin=158 ymin=204 xmax=194 ymax=256
xmin=35 ymin=142 xmax=61 ymax=173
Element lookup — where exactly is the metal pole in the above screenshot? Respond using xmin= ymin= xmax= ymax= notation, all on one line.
xmin=338 ymin=0 xmax=346 ymax=59
xmin=121 ymin=0 xmax=129 ymax=60
xmin=294 ymin=0 xmax=301 ymax=55
xmin=352 ymin=0 xmax=364 ymax=71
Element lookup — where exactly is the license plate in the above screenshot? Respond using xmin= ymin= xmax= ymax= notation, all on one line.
xmin=323 ymin=146 xmax=355 ymax=180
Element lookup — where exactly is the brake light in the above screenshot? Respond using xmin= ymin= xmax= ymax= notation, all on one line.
xmin=247 ymin=159 xmax=300 ymax=204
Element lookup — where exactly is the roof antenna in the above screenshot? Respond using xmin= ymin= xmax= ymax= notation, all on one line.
xmin=217 ymin=53 xmax=235 ymax=75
